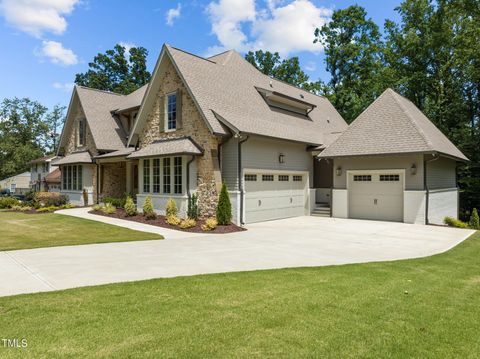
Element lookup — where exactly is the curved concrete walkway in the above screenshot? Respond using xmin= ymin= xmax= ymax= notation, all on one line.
xmin=0 ymin=208 xmax=474 ymax=297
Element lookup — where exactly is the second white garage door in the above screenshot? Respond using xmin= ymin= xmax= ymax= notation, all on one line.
xmin=348 ymin=171 xmax=404 ymax=222
xmin=245 ymin=172 xmax=307 ymax=223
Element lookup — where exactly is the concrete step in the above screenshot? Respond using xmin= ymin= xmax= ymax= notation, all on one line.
xmin=315 ymin=202 xmax=330 ymax=208
xmin=311 ymin=212 xmax=331 ymax=217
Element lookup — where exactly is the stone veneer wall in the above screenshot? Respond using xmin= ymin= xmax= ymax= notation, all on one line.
xmin=100 ymin=163 xmax=127 ymax=199
xmin=139 ymin=58 xmax=221 ymax=217
xmin=62 ymin=105 xmax=99 ymax=202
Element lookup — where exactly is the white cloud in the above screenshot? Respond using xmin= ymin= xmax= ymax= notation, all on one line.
xmin=53 ymin=81 xmax=74 ymax=92
xmin=166 ymin=3 xmax=182 ymax=26
xmin=119 ymin=41 xmax=136 ymax=53
xmin=205 ymin=0 xmax=331 ymax=56
xmin=206 ymin=0 xmax=256 ymax=53
xmin=0 ymin=0 xmax=80 ymax=37
xmin=305 ymin=61 xmax=316 ymax=72
xmin=38 ymin=40 xmax=78 ymax=66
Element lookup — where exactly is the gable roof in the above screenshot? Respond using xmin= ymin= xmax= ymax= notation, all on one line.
xmin=129 ymin=44 xmax=347 ymax=146
xmin=318 ymin=88 xmax=468 ymax=161
xmin=58 ymin=85 xmax=147 ymax=154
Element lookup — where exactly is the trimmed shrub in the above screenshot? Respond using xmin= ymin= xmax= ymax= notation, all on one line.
xmin=103 ymin=196 xmax=126 ymax=208
xmin=201 ymin=218 xmax=218 ymax=231
xmin=0 ymin=197 xmax=19 ymax=209
xmin=11 ymin=205 xmax=32 ymax=212
xmin=35 ymin=192 xmax=68 ymax=208
xmin=469 ymin=208 xmax=480 ymax=230
xmin=179 ymin=218 xmax=196 ymax=229
xmin=187 ymin=193 xmax=199 ymax=220
xmin=124 ymin=196 xmax=137 ymax=217
xmin=36 ymin=206 xmax=59 ymax=213
xmin=61 ymin=203 xmax=75 ymax=209
xmin=101 ymin=203 xmax=116 ymax=214
xmin=444 ymin=217 xmax=469 ymax=229
xmin=92 ymin=204 xmax=102 ymax=212
xmin=166 ymin=215 xmax=181 ymax=226
xmin=143 ymin=196 xmax=156 ymax=219
xmin=166 ymin=198 xmax=178 ymax=217
xmin=216 ymin=183 xmax=232 ymax=225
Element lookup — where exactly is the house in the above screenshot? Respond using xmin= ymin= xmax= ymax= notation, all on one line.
xmin=0 ymin=172 xmax=31 ymax=195
xmin=54 ymin=44 xmax=467 ymax=225
xmin=29 ymin=155 xmax=60 ymax=192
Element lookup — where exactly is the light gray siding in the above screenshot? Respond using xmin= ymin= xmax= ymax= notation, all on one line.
xmin=242 ymin=136 xmax=313 ymax=185
xmin=426 ymin=156 xmax=457 ymax=189
xmin=333 ymin=154 xmax=424 ymax=190
xmin=221 ymin=137 xmax=239 ymax=191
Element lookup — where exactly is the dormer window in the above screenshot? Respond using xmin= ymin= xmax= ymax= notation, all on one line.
xmin=165 ymin=93 xmax=177 ymax=131
xmin=77 ymin=118 xmax=86 ymax=147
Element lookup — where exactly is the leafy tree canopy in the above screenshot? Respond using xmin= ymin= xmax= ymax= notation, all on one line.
xmin=0 ymin=98 xmax=64 ymax=179
xmin=75 ymin=44 xmax=151 ymax=95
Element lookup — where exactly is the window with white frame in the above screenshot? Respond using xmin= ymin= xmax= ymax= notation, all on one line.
xmin=78 ymin=119 xmax=86 ymax=146
xmin=62 ymin=165 xmax=83 ymax=191
xmin=143 ymin=159 xmax=150 ymax=193
xmin=142 ymin=156 xmax=184 ymax=195
xmin=10 ymin=183 xmax=16 ymax=192
xmin=166 ymin=93 xmax=177 ymax=131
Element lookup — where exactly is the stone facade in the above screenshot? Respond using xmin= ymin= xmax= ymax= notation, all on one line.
xmin=61 ymin=104 xmax=99 ymax=202
xmin=139 ymin=58 xmax=222 ymax=217
xmin=100 ymin=162 xmax=127 ymax=199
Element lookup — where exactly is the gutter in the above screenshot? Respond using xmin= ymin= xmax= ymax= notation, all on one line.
xmin=238 ymin=134 xmax=249 ymax=225
xmin=186 ymin=155 xmax=195 ymax=200
xmin=424 ymin=153 xmax=439 ymax=225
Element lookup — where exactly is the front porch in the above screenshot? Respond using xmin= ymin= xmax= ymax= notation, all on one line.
xmin=96 ymin=156 xmax=139 ymax=201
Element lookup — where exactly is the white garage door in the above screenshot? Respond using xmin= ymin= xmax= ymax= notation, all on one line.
xmin=245 ymin=172 xmax=306 ymax=223
xmin=348 ymin=172 xmax=404 ymax=222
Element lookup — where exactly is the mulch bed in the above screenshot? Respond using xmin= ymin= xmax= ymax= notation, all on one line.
xmin=90 ymin=208 xmax=246 ymax=234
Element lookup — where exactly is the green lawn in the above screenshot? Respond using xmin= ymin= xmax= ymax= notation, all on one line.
xmin=0 ymin=232 xmax=478 ymax=358
xmin=0 ymin=211 xmax=163 ymax=251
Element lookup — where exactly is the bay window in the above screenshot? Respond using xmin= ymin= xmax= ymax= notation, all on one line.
xmin=142 ymin=156 xmax=184 ymax=195
xmin=62 ymin=165 xmax=83 ymax=191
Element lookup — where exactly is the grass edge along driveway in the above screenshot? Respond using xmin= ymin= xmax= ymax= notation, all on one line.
xmin=0 ymin=231 xmax=478 ymax=358
xmin=0 ymin=211 xmax=163 ymax=251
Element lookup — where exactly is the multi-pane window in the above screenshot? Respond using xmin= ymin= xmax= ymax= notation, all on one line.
xmin=143 ymin=159 xmax=150 ymax=193
xmin=163 ymin=158 xmax=171 ymax=193
xmin=78 ymin=119 xmax=86 ymax=146
xmin=262 ymin=174 xmax=274 ymax=181
xmin=153 ymin=159 xmax=161 ymax=193
xmin=62 ymin=165 xmax=83 ymax=191
xmin=244 ymin=174 xmax=257 ymax=181
xmin=353 ymin=175 xmax=372 ymax=182
xmin=380 ymin=174 xmax=400 ymax=182
xmin=174 ymin=157 xmax=182 ymax=194
xmin=293 ymin=175 xmax=303 ymax=182
xmin=166 ymin=93 xmax=177 ymax=131
xmin=278 ymin=175 xmax=289 ymax=181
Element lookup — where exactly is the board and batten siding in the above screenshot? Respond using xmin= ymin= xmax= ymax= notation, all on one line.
xmin=333 ymin=154 xmax=424 ymax=190
xmin=221 ymin=137 xmax=239 ymax=191
xmin=241 ymin=136 xmax=313 ymax=183
xmin=426 ymin=156 xmax=457 ymax=189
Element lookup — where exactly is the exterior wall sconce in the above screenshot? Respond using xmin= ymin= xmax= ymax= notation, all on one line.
xmin=336 ymin=166 xmax=342 ymax=176
xmin=410 ymin=164 xmax=417 ymax=175
xmin=279 ymin=153 xmax=285 ymax=164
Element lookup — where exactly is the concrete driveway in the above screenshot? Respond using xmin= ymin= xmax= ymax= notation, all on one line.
xmin=0 ymin=214 xmax=474 ymax=297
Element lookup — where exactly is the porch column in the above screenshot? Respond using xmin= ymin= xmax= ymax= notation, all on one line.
xmin=126 ymin=161 xmax=133 ymax=194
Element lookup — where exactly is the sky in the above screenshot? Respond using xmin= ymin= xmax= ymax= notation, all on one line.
xmin=0 ymin=0 xmax=401 ymax=110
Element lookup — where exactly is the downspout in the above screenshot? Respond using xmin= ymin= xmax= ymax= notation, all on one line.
xmin=186 ymin=155 xmax=195 ymax=200
xmin=424 ymin=153 xmax=439 ymax=225
xmin=238 ymin=134 xmax=249 ymax=225
xmin=96 ymin=162 xmax=100 ymax=204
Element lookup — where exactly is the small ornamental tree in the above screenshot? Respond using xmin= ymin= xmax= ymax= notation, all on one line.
xmin=166 ymin=198 xmax=178 ymax=217
xmin=124 ymin=196 xmax=137 ymax=216
xmin=187 ymin=193 xmax=199 ymax=220
xmin=216 ymin=183 xmax=232 ymax=225
xmin=143 ymin=196 xmax=156 ymax=219
xmin=470 ymin=208 xmax=480 ymax=230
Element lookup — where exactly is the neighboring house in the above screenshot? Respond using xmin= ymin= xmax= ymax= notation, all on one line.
xmin=54 ymin=44 xmax=467 ymax=225
xmin=29 ymin=155 xmax=60 ymax=192
xmin=0 ymin=172 xmax=31 ymax=195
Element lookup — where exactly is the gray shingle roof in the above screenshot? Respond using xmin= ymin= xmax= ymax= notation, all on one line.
xmin=318 ymin=88 xmax=468 ymax=161
xmin=53 ymin=151 xmax=92 ymax=165
xmin=94 ymin=147 xmax=136 ymax=159
xmin=115 ymin=85 xmax=148 ymax=113
xmin=127 ymin=137 xmax=203 ymax=159
xmin=166 ymin=45 xmax=347 ymax=145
